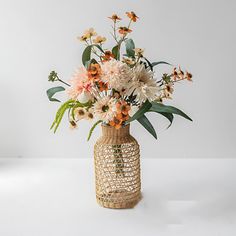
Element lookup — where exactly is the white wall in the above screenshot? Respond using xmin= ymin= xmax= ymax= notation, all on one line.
xmin=0 ymin=0 xmax=235 ymax=158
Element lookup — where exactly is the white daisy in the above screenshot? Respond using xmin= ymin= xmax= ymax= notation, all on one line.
xmin=100 ymin=59 xmax=133 ymax=91
xmin=127 ymin=64 xmax=160 ymax=103
xmin=93 ymin=96 xmax=117 ymax=122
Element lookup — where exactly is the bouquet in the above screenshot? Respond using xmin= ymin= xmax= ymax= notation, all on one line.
xmin=47 ymin=11 xmax=192 ymax=140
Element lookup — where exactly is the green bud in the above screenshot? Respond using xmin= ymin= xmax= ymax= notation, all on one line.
xmin=48 ymin=71 xmax=58 ymax=82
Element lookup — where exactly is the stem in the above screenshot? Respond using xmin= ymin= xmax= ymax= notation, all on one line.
xmin=57 ymin=78 xmax=70 ymax=87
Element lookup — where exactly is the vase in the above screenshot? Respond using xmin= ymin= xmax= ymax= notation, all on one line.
xmin=94 ymin=124 xmax=141 ymax=209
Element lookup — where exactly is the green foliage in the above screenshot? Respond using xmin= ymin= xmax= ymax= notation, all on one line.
xmin=127 ymin=100 xmax=152 ymax=123
xmin=82 ymin=44 xmax=104 ymax=66
xmin=46 ymin=86 xmax=65 ymax=102
xmin=137 ymin=115 xmax=157 ymax=139
xmin=125 ymin=39 xmax=135 ymax=58
xmin=162 ymin=73 xmax=172 ymax=83
xmin=143 ymin=57 xmax=153 ymax=71
xmin=87 ymin=120 xmax=102 ymax=141
xmin=152 ymin=61 xmax=172 ymax=67
xmin=112 ymin=45 xmax=120 ymax=60
xmin=151 ymin=102 xmax=192 ymax=121
xmin=50 ymin=100 xmax=75 ymax=133
xmin=48 ymin=71 xmax=58 ymax=82
xmin=149 ymin=110 xmax=174 ymax=129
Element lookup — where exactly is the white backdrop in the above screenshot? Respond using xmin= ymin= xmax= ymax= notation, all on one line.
xmin=0 ymin=0 xmax=235 ymax=158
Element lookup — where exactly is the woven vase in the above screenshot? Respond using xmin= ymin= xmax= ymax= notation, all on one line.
xmin=94 ymin=124 xmax=141 ymax=209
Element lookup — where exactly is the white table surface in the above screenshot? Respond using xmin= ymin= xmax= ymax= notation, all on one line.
xmin=0 ymin=158 xmax=235 ymax=236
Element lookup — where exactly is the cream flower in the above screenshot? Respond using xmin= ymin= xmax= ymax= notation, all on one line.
xmin=84 ymin=28 xmax=97 ymax=37
xmin=93 ymin=96 xmax=117 ymax=122
xmin=100 ymin=59 xmax=133 ymax=91
xmin=122 ymin=57 xmax=135 ymax=65
xmin=134 ymin=48 xmax=144 ymax=57
xmin=74 ymin=107 xmax=86 ymax=120
xmin=93 ymin=36 xmax=106 ymax=44
xmin=85 ymin=108 xmax=94 ymax=121
xmin=127 ymin=64 xmax=160 ymax=103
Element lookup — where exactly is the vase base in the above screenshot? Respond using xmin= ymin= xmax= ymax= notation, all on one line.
xmin=96 ymin=190 xmax=142 ymax=209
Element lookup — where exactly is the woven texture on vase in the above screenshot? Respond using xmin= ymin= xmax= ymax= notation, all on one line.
xmin=94 ymin=124 xmax=141 ymax=209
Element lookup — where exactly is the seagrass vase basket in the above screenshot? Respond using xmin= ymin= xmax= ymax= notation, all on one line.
xmin=94 ymin=124 xmax=141 ymax=209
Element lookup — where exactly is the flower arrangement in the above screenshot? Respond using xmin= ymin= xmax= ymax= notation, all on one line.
xmin=47 ymin=12 xmax=193 ymax=140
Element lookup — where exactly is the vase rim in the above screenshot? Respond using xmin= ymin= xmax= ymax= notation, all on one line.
xmin=101 ymin=124 xmax=130 ymax=137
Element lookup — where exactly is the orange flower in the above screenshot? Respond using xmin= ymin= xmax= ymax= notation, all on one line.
xmin=97 ymin=81 xmax=108 ymax=92
xmin=108 ymin=14 xmax=122 ymax=22
xmin=171 ymin=67 xmax=179 ymax=81
xmin=116 ymin=101 xmax=131 ymax=116
xmin=109 ymin=116 xmax=123 ymax=129
xmin=185 ymin=71 xmax=193 ymax=81
xmin=178 ymin=66 xmax=184 ymax=79
xmin=118 ymin=27 xmax=132 ymax=35
xmin=87 ymin=63 xmax=101 ymax=81
xmin=126 ymin=11 xmax=139 ymax=22
xmin=101 ymin=51 xmax=115 ymax=62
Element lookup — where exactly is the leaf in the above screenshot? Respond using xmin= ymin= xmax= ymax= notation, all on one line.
xmin=152 ymin=61 xmax=172 ymax=67
xmin=125 ymin=39 xmax=135 ymax=58
xmin=143 ymin=57 xmax=153 ymax=71
xmin=151 ymin=102 xmax=192 ymax=121
xmin=87 ymin=120 xmax=102 ymax=141
xmin=46 ymin=86 xmax=65 ymax=102
xmin=50 ymin=99 xmax=74 ymax=133
xmin=149 ymin=109 xmax=174 ymax=129
xmin=137 ymin=115 xmax=157 ymax=139
xmin=112 ymin=45 xmax=120 ymax=60
xmin=127 ymin=100 xmax=152 ymax=123
xmin=82 ymin=44 xmax=104 ymax=66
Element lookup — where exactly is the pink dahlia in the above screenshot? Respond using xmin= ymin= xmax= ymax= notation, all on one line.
xmin=67 ymin=67 xmax=92 ymax=100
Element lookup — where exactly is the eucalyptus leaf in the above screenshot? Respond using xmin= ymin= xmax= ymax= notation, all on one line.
xmin=152 ymin=61 xmax=172 ymax=67
xmin=112 ymin=45 xmax=120 ymax=60
xmin=46 ymin=86 xmax=65 ymax=102
xmin=149 ymin=109 xmax=174 ymax=129
xmin=137 ymin=115 xmax=157 ymax=139
xmin=127 ymin=100 xmax=152 ymax=123
xmin=125 ymin=39 xmax=135 ymax=58
xmin=82 ymin=44 xmax=104 ymax=66
xmin=151 ymin=102 xmax=192 ymax=121
xmin=143 ymin=57 xmax=153 ymax=71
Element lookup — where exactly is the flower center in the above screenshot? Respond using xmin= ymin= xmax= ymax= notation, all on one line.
xmin=78 ymin=110 xmax=85 ymax=116
xmin=102 ymin=105 xmax=109 ymax=112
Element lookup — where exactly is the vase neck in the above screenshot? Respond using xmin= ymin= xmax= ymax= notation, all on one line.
xmin=101 ymin=124 xmax=130 ymax=138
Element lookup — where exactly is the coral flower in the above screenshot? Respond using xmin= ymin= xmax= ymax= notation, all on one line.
xmin=96 ymin=81 xmax=108 ymax=92
xmin=87 ymin=63 xmax=101 ymax=81
xmin=185 ymin=71 xmax=193 ymax=81
xmin=116 ymin=101 xmax=130 ymax=116
xmin=108 ymin=14 xmax=122 ymax=22
xmin=102 ymin=51 xmax=115 ymax=62
xmin=171 ymin=67 xmax=179 ymax=81
xmin=109 ymin=115 xmax=123 ymax=129
xmin=126 ymin=11 xmax=139 ymax=22
xmin=118 ymin=27 xmax=132 ymax=35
